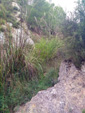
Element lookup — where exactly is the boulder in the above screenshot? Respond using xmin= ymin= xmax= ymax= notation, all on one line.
xmin=15 ymin=61 xmax=85 ymax=113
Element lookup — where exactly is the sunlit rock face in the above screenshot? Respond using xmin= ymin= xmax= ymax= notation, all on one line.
xmin=12 ymin=27 xmax=34 ymax=46
xmin=15 ymin=61 xmax=85 ymax=113
xmin=12 ymin=2 xmax=20 ymax=10
xmin=12 ymin=22 xmax=34 ymax=46
xmin=0 ymin=0 xmax=34 ymax=46
xmin=12 ymin=2 xmax=21 ymax=22
xmin=11 ymin=2 xmax=34 ymax=46
xmin=0 ymin=23 xmax=34 ymax=46
xmin=0 ymin=32 xmax=5 ymax=44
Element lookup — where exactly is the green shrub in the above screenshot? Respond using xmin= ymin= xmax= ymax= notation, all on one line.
xmin=0 ymin=36 xmax=60 ymax=112
xmin=6 ymin=15 xmax=16 ymax=26
xmin=0 ymin=19 xmax=5 ymax=25
xmin=0 ymin=26 xmax=5 ymax=32
xmin=0 ymin=1 xmax=63 ymax=112
xmin=0 ymin=28 xmax=61 ymax=112
xmin=5 ymin=67 xmax=59 ymax=112
xmin=38 ymin=68 xmax=59 ymax=89
xmin=0 ymin=62 xmax=9 ymax=113
xmin=65 ymin=36 xmax=85 ymax=68
xmin=0 ymin=11 xmax=5 ymax=18
xmin=0 ymin=4 xmax=6 ymax=19
xmin=13 ymin=22 xmax=19 ymax=28
xmin=32 ymin=38 xmax=63 ymax=63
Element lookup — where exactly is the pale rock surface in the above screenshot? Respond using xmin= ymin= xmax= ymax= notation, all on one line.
xmin=0 ymin=32 xmax=5 ymax=43
xmin=0 ymin=2 xmax=34 ymax=46
xmin=12 ymin=2 xmax=21 ymax=22
xmin=12 ymin=22 xmax=34 ymax=46
xmin=7 ymin=22 xmax=13 ymax=27
xmin=11 ymin=1 xmax=34 ymax=46
xmin=15 ymin=61 xmax=85 ymax=113
xmin=12 ymin=2 xmax=20 ymax=10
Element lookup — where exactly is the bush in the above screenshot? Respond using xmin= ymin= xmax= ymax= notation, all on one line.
xmin=0 ymin=26 xmax=5 ymax=32
xmin=32 ymin=38 xmax=63 ymax=63
xmin=0 ymin=4 xmax=6 ymax=19
xmin=0 ymin=30 xmax=62 ymax=112
xmin=0 ymin=37 xmax=61 ymax=112
xmin=39 ymin=68 xmax=59 ymax=87
xmin=13 ymin=22 xmax=19 ymax=28
xmin=0 ymin=19 xmax=5 ymax=25
xmin=65 ymin=36 xmax=85 ymax=68
xmin=0 ymin=59 xmax=9 ymax=113
xmin=5 ymin=68 xmax=59 ymax=112
xmin=0 ymin=11 xmax=5 ymax=18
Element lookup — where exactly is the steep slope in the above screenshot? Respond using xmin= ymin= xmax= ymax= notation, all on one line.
xmin=0 ymin=1 xmax=34 ymax=46
xmin=15 ymin=61 xmax=85 ymax=113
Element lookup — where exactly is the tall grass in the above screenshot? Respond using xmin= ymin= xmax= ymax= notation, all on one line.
xmin=0 ymin=34 xmax=63 ymax=112
xmin=32 ymin=38 xmax=63 ymax=63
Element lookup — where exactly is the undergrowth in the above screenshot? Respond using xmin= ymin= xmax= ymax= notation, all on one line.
xmin=0 ymin=36 xmax=62 ymax=113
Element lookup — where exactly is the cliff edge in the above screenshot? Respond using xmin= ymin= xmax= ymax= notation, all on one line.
xmin=15 ymin=61 xmax=85 ymax=113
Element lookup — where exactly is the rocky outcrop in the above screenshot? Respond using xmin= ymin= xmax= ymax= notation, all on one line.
xmin=0 ymin=1 xmax=34 ymax=46
xmin=12 ymin=2 xmax=21 ymax=22
xmin=11 ymin=2 xmax=34 ymax=46
xmin=12 ymin=23 xmax=34 ymax=46
xmin=15 ymin=61 xmax=85 ymax=113
xmin=12 ymin=2 xmax=20 ymax=10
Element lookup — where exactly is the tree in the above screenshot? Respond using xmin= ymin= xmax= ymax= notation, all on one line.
xmin=26 ymin=0 xmax=66 ymax=35
xmin=75 ymin=0 xmax=85 ymax=45
xmin=63 ymin=0 xmax=85 ymax=68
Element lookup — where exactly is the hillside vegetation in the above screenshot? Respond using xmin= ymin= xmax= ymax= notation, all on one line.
xmin=0 ymin=0 xmax=85 ymax=113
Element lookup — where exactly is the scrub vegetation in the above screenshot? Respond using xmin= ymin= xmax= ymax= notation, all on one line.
xmin=0 ymin=0 xmax=85 ymax=112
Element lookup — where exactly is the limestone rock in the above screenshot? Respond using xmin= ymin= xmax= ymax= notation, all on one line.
xmin=0 ymin=32 xmax=5 ymax=43
xmin=15 ymin=61 xmax=85 ymax=113
xmin=12 ymin=2 xmax=20 ymax=10
xmin=12 ymin=2 xmax=21 ymax=22
xmin=0 ymin=1 xmax=34 ymax=46
xmin=12 ymin=25 xmax=34 ymax=46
